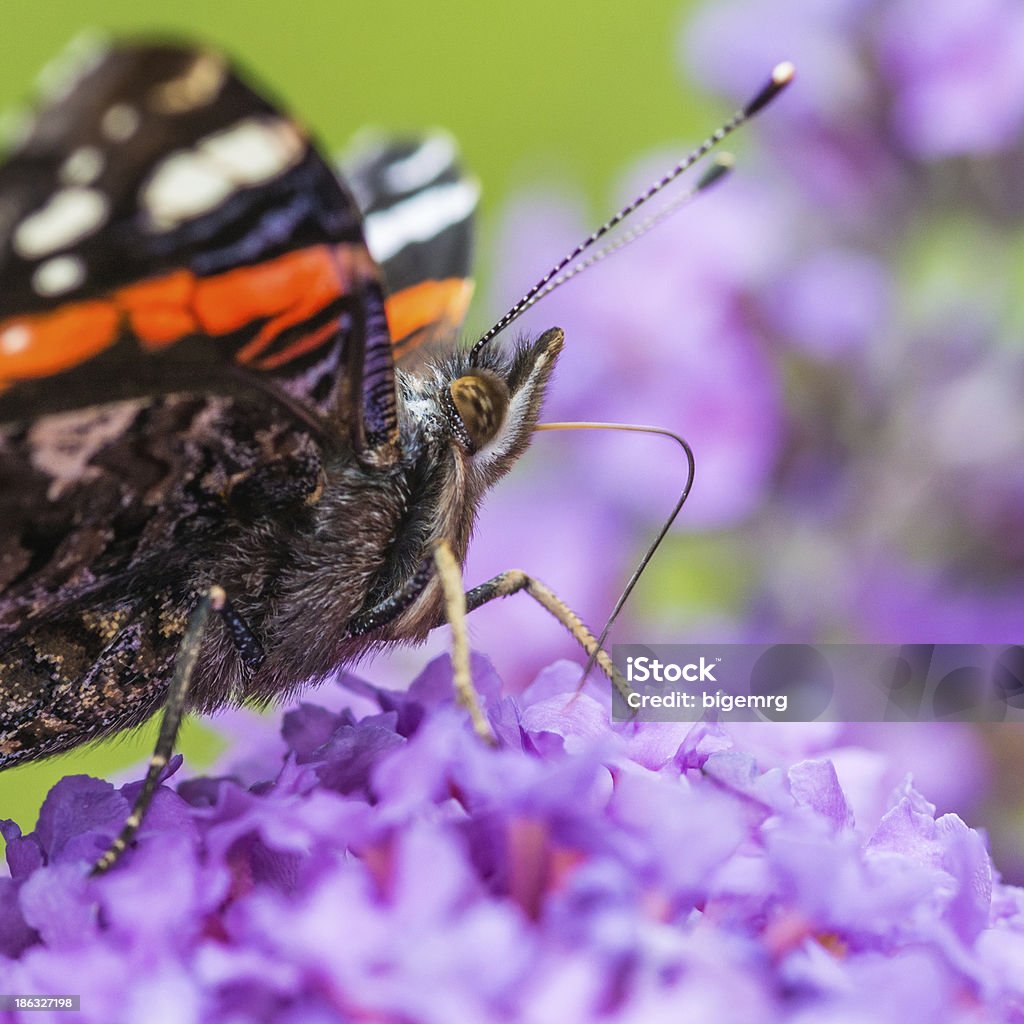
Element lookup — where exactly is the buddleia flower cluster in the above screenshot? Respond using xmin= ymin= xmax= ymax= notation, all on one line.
xmin=3 ymin=657 xmax=1024 ymax=1022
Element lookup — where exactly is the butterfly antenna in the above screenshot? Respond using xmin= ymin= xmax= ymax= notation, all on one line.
xmin=522 ymin=154 xmax=734 ymax=310
xmin=470 ymin=61 xmax=794 ymax=362
xmin=533 ymin=422 xmax=695 ymax=686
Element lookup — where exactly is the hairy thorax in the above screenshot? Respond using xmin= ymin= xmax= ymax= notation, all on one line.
xmin=191 ymin=425 xmax=471 ymax=709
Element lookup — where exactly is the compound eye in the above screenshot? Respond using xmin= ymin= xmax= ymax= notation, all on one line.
xmin=448 ymin=371 xmax=509 ymax=452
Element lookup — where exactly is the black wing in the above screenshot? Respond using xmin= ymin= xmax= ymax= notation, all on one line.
xmin=341 ymin=132 xmax=477 ymax=363
xmin=0 ymin=41 xmax=400 ymax=767
xmin=0 ymin=40 xmax=395 ymax=424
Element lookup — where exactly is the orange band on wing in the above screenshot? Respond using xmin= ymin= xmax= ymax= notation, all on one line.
xmin=196 ymin=247 xmax=343 ymax=339
xmin=0 ymin=244 xmax=369 ymax=387
xmin=0 ymin=303 xmax=120 ymax=381
xmin=116 ymin=270 xmax=199 ymax=346
xmin=385 ymin=277 xmax=473 ymax=352
xmin=255 ymin=319 xmax=338 ymax=371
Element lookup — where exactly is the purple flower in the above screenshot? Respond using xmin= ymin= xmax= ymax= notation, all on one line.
xmin=3 ymin=656 xmax=1024 ymax=1022
xmin=877 ymin=0 xmax=1024 ymax=157
xmin=763 ymin=247 xmax=893 ymax=359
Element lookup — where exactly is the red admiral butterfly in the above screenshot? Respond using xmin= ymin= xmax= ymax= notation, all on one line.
xmin=0 ymin=41 xmax=791 ymax=871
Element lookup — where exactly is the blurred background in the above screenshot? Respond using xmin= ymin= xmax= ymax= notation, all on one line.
xmin=2 ymin=0 xmax=1023 ymax=878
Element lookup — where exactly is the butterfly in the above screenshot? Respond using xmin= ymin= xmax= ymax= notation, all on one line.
xmin=0 ymin=40 xmax=792 ymax=870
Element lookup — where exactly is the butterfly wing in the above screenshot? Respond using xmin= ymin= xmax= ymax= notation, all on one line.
xmin=0 ymin=41 xmax=488 ymax=770
xmin=0 ymin=41 xmax=398 ymax=766
xmin=0 ymin=38 xmax=400 ymax=608
xmin=0 ymin=41 xmax=383 ymax=421
xmin=342 ymin=133 xmax=478 ymax=365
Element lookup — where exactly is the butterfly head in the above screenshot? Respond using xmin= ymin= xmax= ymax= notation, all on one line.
xmin=401 ymin=327 xmax=562 ymax=486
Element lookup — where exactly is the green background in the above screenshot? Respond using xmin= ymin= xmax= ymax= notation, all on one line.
xmin=0 ymin=0 xmax=710 ymax=843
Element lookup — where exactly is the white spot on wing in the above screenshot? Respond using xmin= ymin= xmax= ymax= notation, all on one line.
xmin=1 ymin=324 xmax=30 ymax=354
xmin=13 ymin=187 xmax=109 ymax=259
xmin=384 ymin=134 xmax=457 ymax=193
xmin=142 ymin=152 xmax=235 ymax=229
xmin=33 ymin=254 xmax=86 ymax=296
xmin=364 ymin=179 xmax=479 ymax=263
xmin=102 ymin=103 xmax=140 ymax=141
xmin=201 ymin=117 xmax=305 ymax=182
xmin=142 ymin=116 xmax=306 ymax=231
xmin=60 ymin=146 xmax=105 ymax=186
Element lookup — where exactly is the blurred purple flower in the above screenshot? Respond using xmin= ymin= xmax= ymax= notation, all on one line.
xmin=3 ymin=657 xmax=1024 ymax=1022
xmin=463 ymin=478 xmax=628 ymax=687
xmin=764 ymin=247 xmax=892 ymax=358
xmin=877 ymin=0 xmax=1024 ymax=157
xmin=469 ymin=174 xmax=790 ymax=679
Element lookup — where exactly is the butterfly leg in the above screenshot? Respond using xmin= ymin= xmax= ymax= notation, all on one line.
xmin=349 ymin=552 xmax=628 ymax=732
xmin=347 ymin=558 xmax=434 ymax=636
xmin=218 ymin=593 xmax=266 ymax=670
xmin=465 ymin=570 xmax=630 ymax=704
xmin=431 ymin=541 xmax=494 ymax=743
xmin=91 ymin=586 xmax=261 ymax=874
xmin=348 ymin=547 xmax=493 ymax=740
